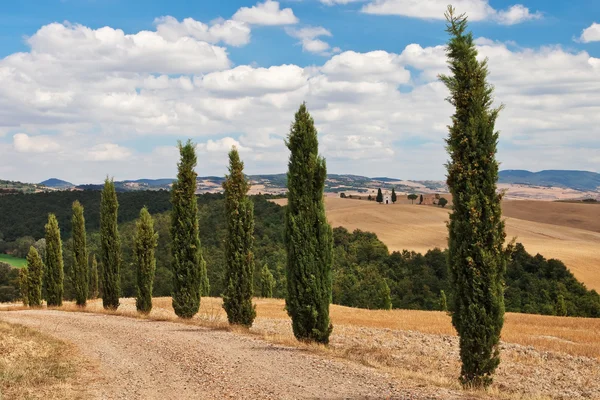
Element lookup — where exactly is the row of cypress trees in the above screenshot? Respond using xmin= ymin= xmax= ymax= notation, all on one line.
xmin=18 ymin=7 xmax=505 ymax=388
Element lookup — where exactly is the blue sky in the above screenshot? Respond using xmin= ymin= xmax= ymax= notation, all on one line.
xmin=0 ymin=0 xmax=599 ymax=183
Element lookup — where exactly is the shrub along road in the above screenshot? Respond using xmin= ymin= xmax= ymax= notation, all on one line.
xmin=0 ymin=310 xmax=449 ymax=400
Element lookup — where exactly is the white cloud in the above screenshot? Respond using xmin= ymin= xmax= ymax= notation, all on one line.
xmin=320 ymin=0 xmax=365 ymax=5
xmin=361 ymin=0 xmax=541 ymax=25
xmin=21 ymin=22 xmax=231 ymax=75
xmin=200 ymin=65 xmax=308 ymax=96
xmin=233 ymin=0 xmax=298 ymax=26
xmin=2 ymin=18 xmax=600 ymax=183
xmin=87 ymin=143 xmax=132 ymax=161
xmin=495 ymin=5 xmax=542 ymax=25
xmin=155 ymin=16 xmax=251 ymax=47
xmin=197 ymin=137 xmax=250 ymax=153
xmin=13 ymin=133 xmax=60 ymax=153
xmin=578 ymin=22 xmax=600 ymax=43
xmin=322 ymin=50 xmax=410 ymax=83
xmin=286 ymin=26 xmax=334 ymax=55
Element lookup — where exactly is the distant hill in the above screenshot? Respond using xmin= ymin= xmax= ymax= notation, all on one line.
xmin=40 ymin=178 xmax=73 ymax=188
xmin=499 ymin=170 xmax=600 ymax=191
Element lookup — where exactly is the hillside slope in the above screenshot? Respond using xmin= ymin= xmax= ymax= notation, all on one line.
xmin=274 ymin=197 xmax=600 ymax=291
xmin=499 ymin=170 xmax=600 ymax=191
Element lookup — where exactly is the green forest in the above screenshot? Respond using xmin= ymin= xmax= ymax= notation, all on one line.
xmin=1 ymin=190 xmax=599 ymax=317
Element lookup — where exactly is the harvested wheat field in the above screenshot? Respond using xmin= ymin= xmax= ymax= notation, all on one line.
xmin=272 ymin=197 xmax=600 ymax=291
xmin=3 ymin=297 xmax=599 ymax=399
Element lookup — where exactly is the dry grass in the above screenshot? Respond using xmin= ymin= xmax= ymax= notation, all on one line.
xmin=0 ymin=320 xmax=89 ymax=399
xmin=273 ymin=197 xmax=600 ymax=291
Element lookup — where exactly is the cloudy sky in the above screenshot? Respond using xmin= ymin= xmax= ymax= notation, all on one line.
xmin=1 ymin=0 xmax=599 ymax=184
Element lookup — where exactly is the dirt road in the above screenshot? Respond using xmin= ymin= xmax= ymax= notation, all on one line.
xmin=1 ymin=310 xmax=440 ymax=400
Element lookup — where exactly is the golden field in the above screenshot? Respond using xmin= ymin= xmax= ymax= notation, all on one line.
xmin=273 ymin=197 xmax=600 ymax=292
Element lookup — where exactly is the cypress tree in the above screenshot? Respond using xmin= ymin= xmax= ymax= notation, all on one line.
xmin=222 ymin=147 xmax=256 ymax=327
xmin=391 ymin=188 xmax=397 ymax=204
xmin=376 ymin=188 xmax=383 ymax=204
xmin=134 ymin=207 xmax=158 ymax=314
xmin=171 ymin=140 xmax=207 ymax=318
xmin=439 ymin=290 xmax=448 ymax=312
xmin=89 ymin=254 xmax=99 ymax=299
xmin=555 ymin=295 xmax=567 ymax=316
xmin=260 ymin=264 xmax=275 ymax=298
xmin=26 ymin=246 xmax=43 ymax=307
xmin=19 ymin=268 xmax=29 ymax=306
xmin=45 ymin=213 xmax=64 ymax=307
xmin=100 ymin=178 xmax=121 ymax=310
xmin=285 ymin=102 xmax=333 ymax=344
xmin=71 ymin=201 xmax=88 ymax=306
xmin=440 ymin=6 xmax=506 ymax=388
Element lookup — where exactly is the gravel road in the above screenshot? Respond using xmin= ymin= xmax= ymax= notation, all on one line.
xmin=1 ymin=310 xmax=444 ymax=400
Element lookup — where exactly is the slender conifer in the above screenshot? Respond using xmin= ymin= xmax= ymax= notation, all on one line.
xmin=89 ymin=254 xmax=99 ymax=299
xmin=45 ymin=213 xmax=64 ymax=307
xmin=100 ymin=178 xmax=121 ymax=310
xmin=222 ymin=147 xmax=256 ymax=326
xmin=19 ymin=268 xmax=29 ymax=306
xmin=285 ymin=103 xmax=333 ymax=344
xmin=72 ymin=201 xmax=88 ymax=306
xmin=26 ymin=246 xmax=43 ymax=307
xmin=260 ymin=264 xmax=275 ymax=298
xmin=134 ymin=207 xmax=158 ymax=314
xmin=440 ymin=6 xmax=506 ymax=388
xmin=171 ymin=140 xmax=207 ymax=318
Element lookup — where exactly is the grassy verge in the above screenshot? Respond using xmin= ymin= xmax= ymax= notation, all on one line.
xmin=0 ymin=321 xmax=88 ymax=399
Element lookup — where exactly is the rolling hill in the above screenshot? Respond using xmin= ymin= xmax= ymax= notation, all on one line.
xmin=273 ymin=197 xmax=600 ymax=292
xmin=499 ymin=170 xmax=600 ymax=191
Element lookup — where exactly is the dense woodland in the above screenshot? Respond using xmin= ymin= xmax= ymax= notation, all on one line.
xmin=1 ymin=190 xmax=598 ymax=317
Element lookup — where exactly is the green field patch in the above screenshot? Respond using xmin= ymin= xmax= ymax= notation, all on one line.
xmin=0 ymin=254 xmax=27 ymax=268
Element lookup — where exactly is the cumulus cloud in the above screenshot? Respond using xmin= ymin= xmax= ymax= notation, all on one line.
xmin=155 ymin=16 xmax=251 ymax=47
xmin=286 ymin=26 xmax=335 ymax=55
xmin=2 ymin=17 xmax=600 ymax=183
xmin=197 ymin=137 xmax=251 ymax=154
xmin=87 ymin=143 xmax=132 ymax=161
xmin=233 ymin=0 xmax=298 ymax=26
xmin=20 ymin=22 xmax=231 ymax=75
xmin=578 ymin=22 xmax=600 ymax=43
xmin=322 ymin=51 xmax=410 ymax=83
xmin=13 ymin=133 xmax=60 ymax=153
xmin=200 ymin=65 xmax=308 ymax=96
xmin=361 ymin=0 xmax=542 ymax=25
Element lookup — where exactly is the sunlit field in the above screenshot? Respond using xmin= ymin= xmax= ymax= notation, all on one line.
xmin=273 ymin=197 xmax=600 ymax=292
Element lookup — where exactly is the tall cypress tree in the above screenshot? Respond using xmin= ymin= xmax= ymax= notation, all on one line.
xmin=391 ymin=188 xmax=397 ymax=204
xmin=260 ymin=264 xmax=275 ymax=298
xmin=440 ymin=6 xmax=506 ymax=388
xmin=100 ymin=178 xmax=121 ymax=310
xmin=134 ymin=207 xmax=158 ymax=314
xmin=222 ymin=147 xmax=256 ymax=327
xmin=45 ymin=213 xmax=64 ymax=307
xmin=285 ymin=103 xmax=333 ymax=344
xmin=376 ymin=188 xmax=383 ymax=204
xmin=89 ymin=254 xmax=99 ymax=299
xmin=19 ymin=268 xmax=29 ymax=306
xmin=71 ymin=201 xmax=88 ymax=306
xmin=171 ymin=140 xmax=207 ymax=318
xmin=26 ymin=246 xmax=43 ymax=307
